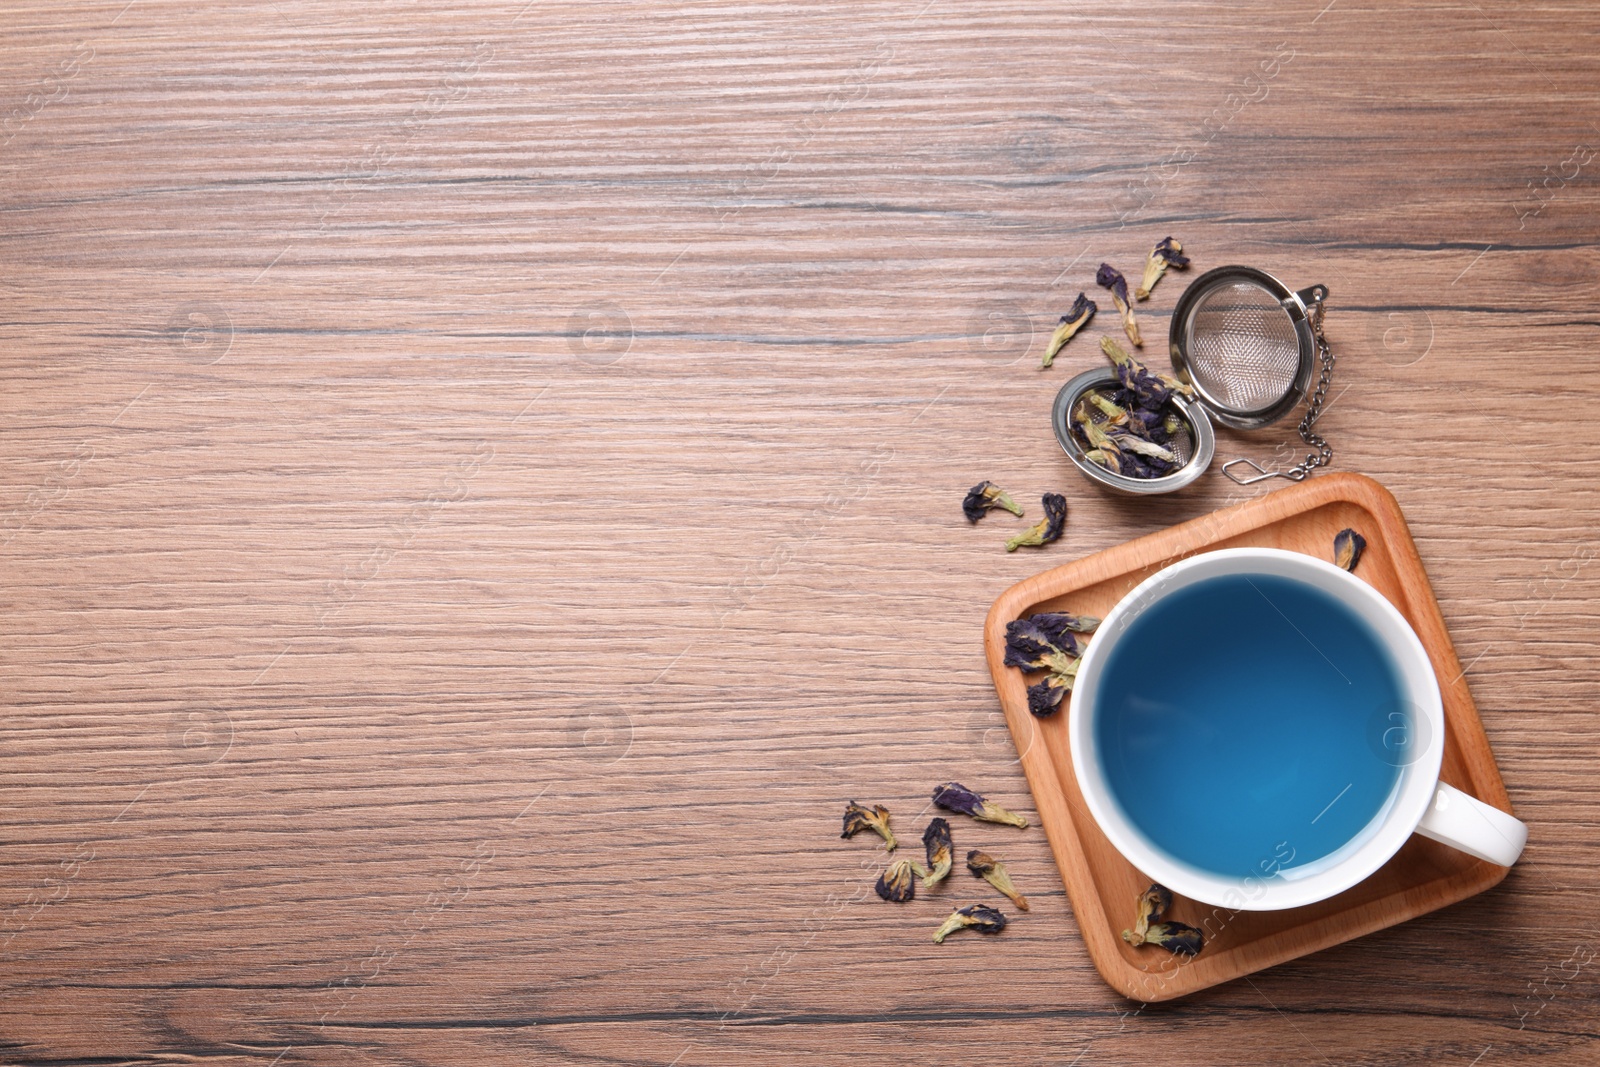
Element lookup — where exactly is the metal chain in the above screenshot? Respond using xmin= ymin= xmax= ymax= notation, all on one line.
xmin=1285 ymin=298 xmax=1336 ymax=479
xmin=1221 ymin=293 xmax=1336 ymax=485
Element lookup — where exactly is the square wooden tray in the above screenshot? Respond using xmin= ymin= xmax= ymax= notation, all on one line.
xmin=983 ymin=472 xmax=1516 ymax=1001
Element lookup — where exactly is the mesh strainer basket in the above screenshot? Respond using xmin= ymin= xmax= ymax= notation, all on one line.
xmin=1170 ymin=266 xmax=1327 ymax=432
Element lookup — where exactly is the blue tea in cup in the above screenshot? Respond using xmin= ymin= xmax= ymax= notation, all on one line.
xmin=1069 ymin=548 xmax=1527 ymax=911
xmin=1095 ymin=571 xmax=1405 ymax=881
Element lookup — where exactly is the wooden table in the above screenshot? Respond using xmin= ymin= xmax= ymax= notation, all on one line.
xmin=3 ymin=2 xmax=1596 ymax=1063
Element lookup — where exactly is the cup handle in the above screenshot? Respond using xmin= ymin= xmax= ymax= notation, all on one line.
xmin=1414 ymin=782 xmax=1527 ymax=867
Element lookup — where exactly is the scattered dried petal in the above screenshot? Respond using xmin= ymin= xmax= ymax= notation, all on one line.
xmin=921 ymin=818 xmax=954 ymax=887
xmin=841 ymin=801 xmax=897 ymax=851
xmin=933 ymin=782 xmax=1030 ymax=828
xmin=932 ymin=903 xmax=1008 ymax=943
xmin=875 ymin=858 xmax=918 ymax=902
xmin=967 ymin=849 xmax=1030 ymax=911
xmin=1005 ymin=493 xmax=1066 ymax=552
xmin=1135 ymin=236 xmax=1190 ymax=301
xmin=1041 ymin=293 xmax=1097 ymax=369
xmin=1096 ymin=263 xmax=1142 ymax=347
xmin=963 ymin=480 xmax=1024 ymax=523
xmin=1334 ymin=528 xmax=1368 ymax=573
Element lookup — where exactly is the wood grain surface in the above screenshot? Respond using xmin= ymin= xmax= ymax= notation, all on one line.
xmin=2 ymin=1 xmax=1597 ymax=1064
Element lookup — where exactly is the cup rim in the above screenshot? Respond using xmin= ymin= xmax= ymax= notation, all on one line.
xmin=1067 ymin=547 xmax=1444 ymax=911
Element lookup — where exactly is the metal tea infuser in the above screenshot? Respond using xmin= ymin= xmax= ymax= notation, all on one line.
xmin=1053 ymin=265 xmax=1336 ymax=493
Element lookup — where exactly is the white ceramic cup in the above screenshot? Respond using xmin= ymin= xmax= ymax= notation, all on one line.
xmin=1069 ymin=547 xmax=1527 ymax=912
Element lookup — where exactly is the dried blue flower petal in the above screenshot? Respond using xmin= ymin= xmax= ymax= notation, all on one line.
xmin=1130 ymin=883 xmax=1171 ymax=940
xmin=933 ymin=782 xmax=1030 ymax=828
xmin=921 ymin=817 xmax=954 ymax=886
xmin=967 ymin=850 xmax=1029 ymax=911
xmin=963 ymin=480 xmax=1024 ymax=522
xmin=1096 ymin=262 xmax=1142 ymax=347
xmin=1083 ymin=447 xmax=1124 ymax=475
xmin=841 ymin=801 xmax=897 ymax=851
xmin=1139 ymin=921 xmax=1204 ymax=956
xmin=1122 ymin=882 xmax=1202 ymax=954
xmin=1135 ymin=236 xmax=1190 ymax=301
xmin=1002 ymin=622 xmax=1055 ymax=669
xmin=1005 ymin=493 xmax=1066 ymax=552
xmin=1108 ymin=431 xmax=1177 ymax=463
xmin=1121 ymin=403 xmax=1167 ymax=438
xmin=875 ymin=858 xmax=919 ymax=902
xmin=1027 ymin=671 xmax=1074 ymax=717
xmin=1078 ymin=414 xmax=1121 ymax=454
xmin=1334 ymin=528 xmax=1368 ymax=573
xmin=1002 ymin=618 xmax=1074 ymax=669
xmin=1029 ymin=611 xmax=1100 ymax=640
xmin=1042 ymin=293 xmax=1097 ymax=369
xmin=932 ymin=903 xmax=1008 ymax=943
xmin=1100 ymin=337 xmax=1172 ymax=408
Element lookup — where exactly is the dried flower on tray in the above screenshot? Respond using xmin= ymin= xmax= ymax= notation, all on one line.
xmin=1029 ymin=610 xmax=1100 ymax=642
xmin=921 ymin=817 xmax=954 ymax=887
xmin=967 ymin=850 xmax=1029 ymax=911
xmin=1027 ymin=673 xmax=1072 ymax=717
xmin=1121 ymin=882 xmax=1204 ymax=956
xmin=1127 ymin=883 xmax=1170 ymax=942
xmin=1005 ymin=493 xmax=1066 ymax=552
xmin=1334 ymin=528 xmax=1368 ymax=573
xmin=963 ymin=480 xmax=1024 ymax=523
xmin=1041 ymin=292 xmax=1097 ymax=369
xmin=875 ymin=858 xmax=920 ymax=902
xmin=933 ymin=903 xmax=1008 ymax=943
xmin=933 ymin=782 xmax=1030 ymax=829
xmin=841 ymin=801 xmax=897 ymax=851
xmin=1096 ymin=263 xmax=1142 ymax=348
xmin=1135 ymin=236 xmax=1190 ymax=301
xmin=1003 ymin=618 xmax=1079 ymax=670
xmin=1005 ymin=613 xmax=1089 ymax=714
xmin=1140 ymin=922 xmax=1205 ymax=955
